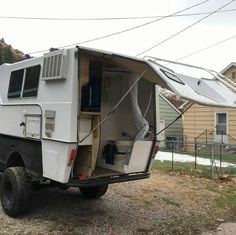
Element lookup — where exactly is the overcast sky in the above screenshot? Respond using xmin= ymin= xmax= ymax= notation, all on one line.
xmin=1 ymin=0 xmax=236 ymax=72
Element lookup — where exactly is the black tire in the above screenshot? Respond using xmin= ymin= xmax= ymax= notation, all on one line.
xmin=57 ymin=184 xmax=70 ymax=191
xmin=80 ymin=184 xmax=108 ymax=199
xmin=0 ymin=167 xmax=32 ymax=217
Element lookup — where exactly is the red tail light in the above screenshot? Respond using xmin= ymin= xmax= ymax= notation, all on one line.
xmin=67 ymin=149 xmax=76 ymax=166
xmin=69 ymin=149 xmax=77 ymax=161
xmin=79 ymin=175 xmax=88 ymax=180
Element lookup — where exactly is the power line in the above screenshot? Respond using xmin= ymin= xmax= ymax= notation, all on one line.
xmin=136 ymin=0 xmax=236 ymax=57
xmin=175 ymin=34 xmax=236 ymax=61
xmin=27 ymin=0 xmax=211 ymax=55
xmin=0 ymin=8 xmax=236 ymax=21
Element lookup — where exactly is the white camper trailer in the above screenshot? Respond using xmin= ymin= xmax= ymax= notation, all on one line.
xmin=0 ymin=46 xmax=236 ymax=216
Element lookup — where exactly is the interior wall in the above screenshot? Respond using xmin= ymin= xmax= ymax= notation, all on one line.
xmin=99 ymin=71 xmax=155 ymax=158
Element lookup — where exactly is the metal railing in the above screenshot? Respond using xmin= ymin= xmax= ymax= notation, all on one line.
xmin=194 ymin=129 xmax=236 ymax=144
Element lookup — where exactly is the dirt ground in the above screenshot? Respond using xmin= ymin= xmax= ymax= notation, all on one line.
xmin=202 ymin=222 xmax=236 ymax=235
xmin=0 ymin=170 xmax=236 ymax=234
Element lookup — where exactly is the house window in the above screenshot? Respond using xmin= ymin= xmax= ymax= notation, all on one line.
xmin=8 ymin=69 xmax=24 ymax=98
xmin=8 ymin=65 xmax=41 ymax=98
xmin=216 ymin=113 xmax=227 ymax=135
xmin=23 ymin=65 xmax=41 ymax=97
xmin=232 ymin=72 xmax=235 ymax=80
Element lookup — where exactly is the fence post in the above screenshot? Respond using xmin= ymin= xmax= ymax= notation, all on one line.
xmin=194 ymin=142 xmax=197 ymax=170
xmin=220 ymin=142 xmax=222 ymax=175
xmin=210 ymin=142 xmax=214 ymax=178
xmin=171 ymin=141 xmax=174 ymax=170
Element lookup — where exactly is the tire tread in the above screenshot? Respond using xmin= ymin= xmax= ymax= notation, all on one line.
xmin=0 ymin=167 xmax=32 ymax=216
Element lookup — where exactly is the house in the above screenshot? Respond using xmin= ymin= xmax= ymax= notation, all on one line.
xmin=183 ymin=62 xmax=236 ymax=150
xmin=221 ymin=62 xmax=236 ymax=82
xmin=157 ymin=91 xmax=184 ymax=148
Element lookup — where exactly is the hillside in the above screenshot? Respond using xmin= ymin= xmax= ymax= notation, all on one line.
xmin=0 ymin=38 xmax=24 ymax=65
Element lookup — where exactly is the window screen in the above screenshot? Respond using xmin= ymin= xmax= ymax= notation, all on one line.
xmin=23 ymin=65 xmax=41 ymax=97
xmin=8 ymin=69 xmax=24 ymax=98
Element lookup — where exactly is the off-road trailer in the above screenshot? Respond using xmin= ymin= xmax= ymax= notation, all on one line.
xmin=0 ymin=46 xmax=236 ymax=217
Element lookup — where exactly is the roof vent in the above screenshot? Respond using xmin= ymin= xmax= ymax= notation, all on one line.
xmin=42 ymin=49 xmax=68 ymax=80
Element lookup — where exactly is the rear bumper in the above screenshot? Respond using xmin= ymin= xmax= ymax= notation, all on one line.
xmin=68 ymin=171 xmax=150 ymax=187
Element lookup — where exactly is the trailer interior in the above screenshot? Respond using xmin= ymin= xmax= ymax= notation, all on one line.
xmin=74 ymin=52 xmax=156 ymax=179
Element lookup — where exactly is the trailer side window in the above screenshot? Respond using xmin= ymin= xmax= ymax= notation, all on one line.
xmin=8 ymin=69 xmax=24 ymax=98
xmin=8 ymin=65 xmax=41 ymax=99
xmin=23 ymin=65 xmax=41 ymax=97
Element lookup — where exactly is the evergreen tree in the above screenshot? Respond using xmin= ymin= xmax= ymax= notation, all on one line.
xmin=0 ymin=41 xmax=24 ymax=65
xmin=4 ymin=46 xmax=14 ymax=63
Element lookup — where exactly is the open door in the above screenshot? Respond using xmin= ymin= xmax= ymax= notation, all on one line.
xmin=111 ymin=55 xmax=236 ymax=108
xmin=78 ymin=47 xmax=236 ymax=108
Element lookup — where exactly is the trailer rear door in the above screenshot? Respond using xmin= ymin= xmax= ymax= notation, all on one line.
xmin=109 ymin=53 xmax=236 ymax=108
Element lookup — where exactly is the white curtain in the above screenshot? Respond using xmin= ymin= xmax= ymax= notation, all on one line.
xmin=129 ymin=74 xmax=149 ymax=140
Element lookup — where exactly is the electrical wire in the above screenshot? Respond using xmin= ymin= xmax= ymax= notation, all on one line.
xmin=136 ymin=0 xmax=236 ymax=57
xmin=0 ymin=8 xmax=236 ymax=21
xmin=174 ymin=34 xmax=236 ymax=61
xmin=27 ymin=0 xmax=211 ymax=55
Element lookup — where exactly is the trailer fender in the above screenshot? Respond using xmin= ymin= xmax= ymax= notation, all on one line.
xmin=6 ymin=152 xmax=25 ymax=168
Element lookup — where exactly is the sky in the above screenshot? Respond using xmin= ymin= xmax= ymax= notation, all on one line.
xmin=0 ymin=0 xmax=236 ymax=72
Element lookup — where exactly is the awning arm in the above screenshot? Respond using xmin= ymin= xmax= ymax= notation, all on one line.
xmin=144 ymin=56 xmax=218 ymax=73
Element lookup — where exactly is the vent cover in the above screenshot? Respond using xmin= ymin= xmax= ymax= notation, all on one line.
xmin=42 ymin=49 xmax=67 ymax=80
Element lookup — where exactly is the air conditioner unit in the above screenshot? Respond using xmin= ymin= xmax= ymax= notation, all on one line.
xmin=42 ymin=49 xmax=68 ymax=81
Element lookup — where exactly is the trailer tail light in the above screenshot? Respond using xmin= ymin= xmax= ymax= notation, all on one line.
xmin=79 ymin=175 xmax=88 ymax=180
xmin=153 ymin=145 xmax=159 ymax=154
xmin=67 ymin=149 xmax=76 ymax=166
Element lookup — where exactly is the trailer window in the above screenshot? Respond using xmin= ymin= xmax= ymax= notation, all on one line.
xmin=160 ymin=68 xmax=185 ymax=85
xmin=8 ymin=69 xmax=24 ymax=98
xmin=23 ymin=65 xmax=41 ymax=97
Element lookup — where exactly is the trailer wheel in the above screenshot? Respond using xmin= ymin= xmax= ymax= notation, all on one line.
xmin=80 ymin=184 xmax=108 ymax=199
xmin=0 ymin=167 xmax=32 ymax=217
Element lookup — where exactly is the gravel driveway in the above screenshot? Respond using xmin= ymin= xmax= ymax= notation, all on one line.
xmin=0 ymin=171 xmax=235 ymax=234
xmin=0 ymin=182 xmax=160 ymax=234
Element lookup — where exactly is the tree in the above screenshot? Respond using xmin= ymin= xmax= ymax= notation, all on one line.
xmin=0 ymin=40 xmax=24 ymax=65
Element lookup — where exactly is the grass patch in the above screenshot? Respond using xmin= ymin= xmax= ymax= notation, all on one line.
xmin=213 ymin=184 xmax=236 ymax=210
xmin=143 ymin=199 xmax=153 ymax=208
xmin=158 ymin=213 xmax=214 ymax=235
xmin=222 ymin=167 xmax=236 ymax=175
xmin=205 ymin=181 xmax=236 ymax=221
xmin=162 ymin=197 xmax=181 ymax=207
xmin=197 ymin=151 xmax=236 ymax=165
xmin=152 ymin=160 xmax=236 ymax=177
xmin=206 ymin=183 xmax=220 ymax=193
xmin=160 ymin=147 xmax=236 ymax=164
xmin=152 ymin=160 xmax=211 ymax=177
xmin=156 ymin=182 xmax=236 ymax=234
